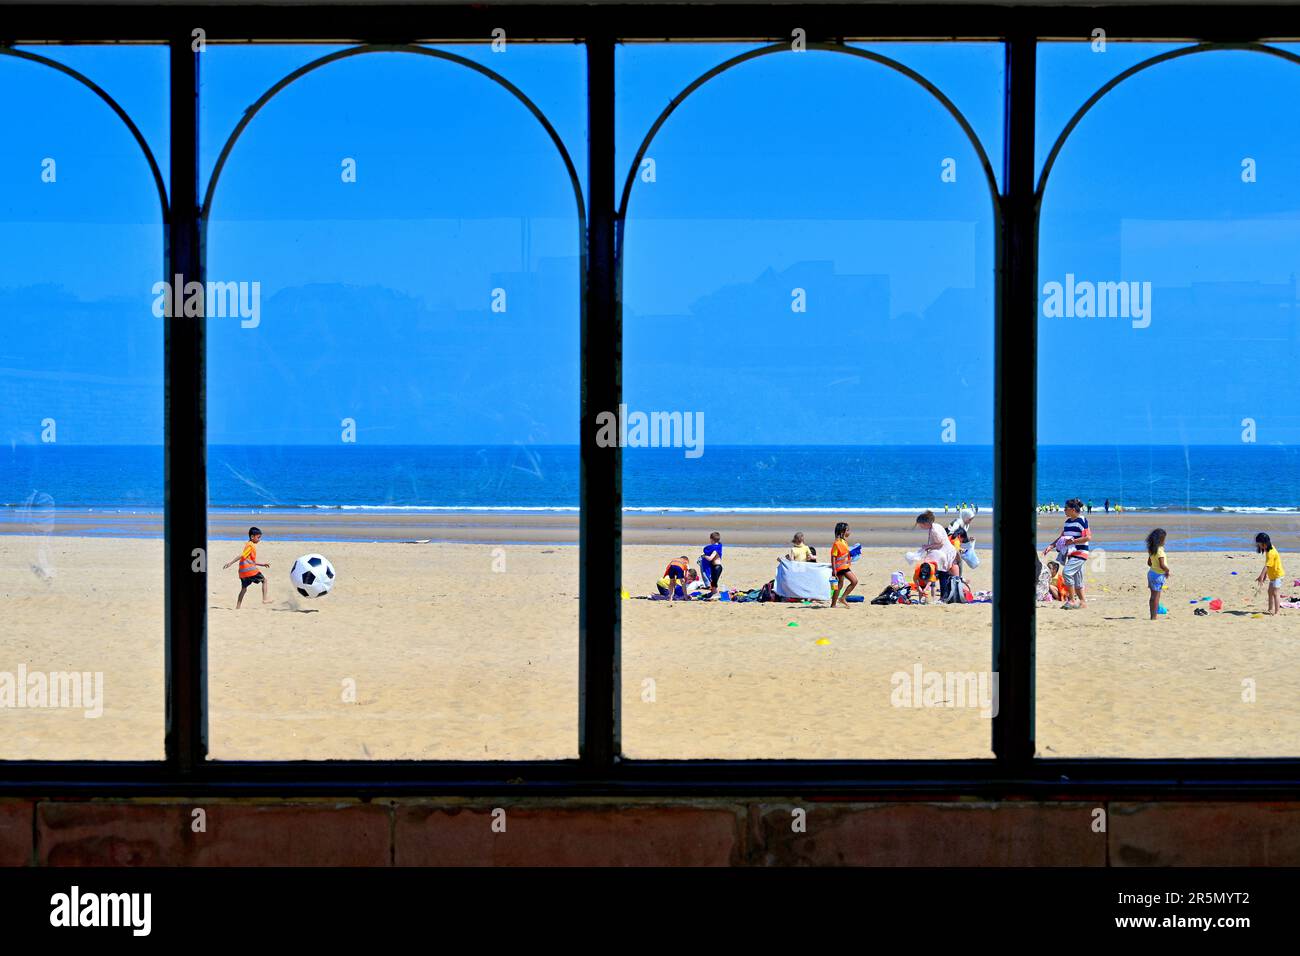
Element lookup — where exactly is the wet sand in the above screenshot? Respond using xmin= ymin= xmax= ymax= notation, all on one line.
xmin=7 ymin=507 xmax=1298 ymax=550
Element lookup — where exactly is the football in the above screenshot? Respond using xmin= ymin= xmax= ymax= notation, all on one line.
xmin=290 ymin=553 xmax=336 ymax=599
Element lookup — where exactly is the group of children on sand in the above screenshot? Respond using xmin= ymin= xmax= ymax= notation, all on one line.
xmin=1142 ymin=529 xmax=1286 ymax=619
xmin=657 ymin=532 xmax=725 ymax=601
xmin=655 ymin=526 xmax=861 ymax=604
xmin=1040 ymin=499 xmax=1288 ymax=619
xmin=656 ymin=515 xmax=984 ymax=608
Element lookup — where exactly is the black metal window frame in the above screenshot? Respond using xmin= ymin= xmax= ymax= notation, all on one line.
xmin=3 ymin=3 xmax=1300 ymax=798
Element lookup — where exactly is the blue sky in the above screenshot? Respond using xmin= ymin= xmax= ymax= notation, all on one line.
xmin=2 ymin=41 xmax=1299 ymax=446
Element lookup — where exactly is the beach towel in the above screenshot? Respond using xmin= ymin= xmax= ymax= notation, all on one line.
xmin=775 ymin=558 xmax=833 ymax=600
xmin=697 ymin=555 xmax=713 ymax=584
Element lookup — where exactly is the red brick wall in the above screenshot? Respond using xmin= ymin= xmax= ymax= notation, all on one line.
xmin=2 ymin=798 xmax=1298 ymax=866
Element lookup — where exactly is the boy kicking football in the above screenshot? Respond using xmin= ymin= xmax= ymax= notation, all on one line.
xmin=224 ymin=526 xmax=272 ymax=608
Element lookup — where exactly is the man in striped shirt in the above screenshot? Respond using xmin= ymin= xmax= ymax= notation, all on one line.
xmin=1046 ymin=498 xmax=1091 ymax=609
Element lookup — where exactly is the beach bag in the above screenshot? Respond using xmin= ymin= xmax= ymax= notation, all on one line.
xmin=942 ymin=574 xmax=970 ymax=604
xmin=759 ymin=580 xmax=776 ymax=602
xmin=775 ymin=558 xmax=833 ymax=601
xmin=871 ymin=584 xmax=911 ymax=605
xmin=960 ymin=542 xmax=981 ymax=569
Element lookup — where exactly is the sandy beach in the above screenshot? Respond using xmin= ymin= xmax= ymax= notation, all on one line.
xmin=1 ymin=517 xmax=1298 ymax=760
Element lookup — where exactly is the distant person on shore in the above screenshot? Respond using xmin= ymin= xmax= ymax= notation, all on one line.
xmin=1044 ymin=499 xmax=1090 ymax=609
xmin=1104 ymin=498 xmax=1110 ymax=513
xmin=786 ymin=532 xmax=815 ymax=562
xmin=223 ymin=526 xmax=271 ymax=609
xmin=1087 ymin=501 xmax=1093 ymax=514
xmin=1255 ymin=533 xmax=1285 ymax=615
xmin=830 ymin=522 xmax=858 ymax=608
xmin=1146 ymin=528 xmax=1170 ymax=621
xmin=701 ymin=531 xmax=723 ymax=598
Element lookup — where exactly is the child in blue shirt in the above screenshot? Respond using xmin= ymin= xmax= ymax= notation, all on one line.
xmin=701 ymin=531 xmax=723 ymax=598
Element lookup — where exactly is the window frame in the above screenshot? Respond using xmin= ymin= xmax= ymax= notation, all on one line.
xmin=2 ymin=2 xmax=1300 ymax=797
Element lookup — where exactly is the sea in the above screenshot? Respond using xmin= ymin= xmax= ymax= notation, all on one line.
xmin=3 ymin=444 xmax=1299 ymax=517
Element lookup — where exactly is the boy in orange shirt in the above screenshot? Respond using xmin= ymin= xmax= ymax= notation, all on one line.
xmin=223 ymin=526 xmax=272 ymax=608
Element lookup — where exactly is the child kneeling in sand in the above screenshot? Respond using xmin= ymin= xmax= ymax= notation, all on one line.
xmin=223 ymin=526 xmax=272 ymax=608
xmin=1046 ymin=560 xmax=1065 ymax=602
xmin=657 ymin=557 xmax=699 ymax=602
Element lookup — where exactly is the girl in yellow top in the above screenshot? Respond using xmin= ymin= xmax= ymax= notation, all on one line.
xmin=830 ymin=522 xmax=857 ymax=608
xmin=1145 ymin=528 xmax=1170 ymax=621
xmin=1255 ymin=533 xmax=1285 ymax=616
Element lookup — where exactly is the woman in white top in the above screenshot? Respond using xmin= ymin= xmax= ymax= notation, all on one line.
xmin=915 ymin=510 xmax=958 ymax=600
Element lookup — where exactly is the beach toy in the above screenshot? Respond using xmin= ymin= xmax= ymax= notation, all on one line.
xmin=1201 ymin=596 xmax=1212 ymax=601
xmin=1209 ymin=599 xmax=1223 ymax=611
xmin=815 ymin=638 xmax=830 ymax=646
xmin=1231 ymin=571 xmax=1238 ymax=576
xmin=787 ymin=621 xmax=799 ymax=627
xmin=719 ymin=590 xmax=730 ymax=602
xmin=846 ymin=595 xmax=864 ymax=603
xmin=1251 ymin=613 xmax=1264 ymax=619
xmin=620 ymin=589 xmax=630 ymax=600
xmin=1157 ymin=605 xmax=1168 ymax=615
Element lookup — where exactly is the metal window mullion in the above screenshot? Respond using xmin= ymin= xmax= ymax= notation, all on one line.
xmin=579 ymin=32 xmax=620 ymax=770
xmin=992 ymin=34 xmax=1037 ymax=765
xmin=164 ymin=33 xmax=207 ymax=772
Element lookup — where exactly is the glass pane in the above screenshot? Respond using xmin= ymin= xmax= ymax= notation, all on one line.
xmin=1036 ymin=42 xmax=1300 ymax=757
xmin=618 ymin=42 xmax=1001 ymax=758
xmin=202 ymin=44 xmax=583 ymax=759
xmin=0 ymin=46 xmax=168 ymax=759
